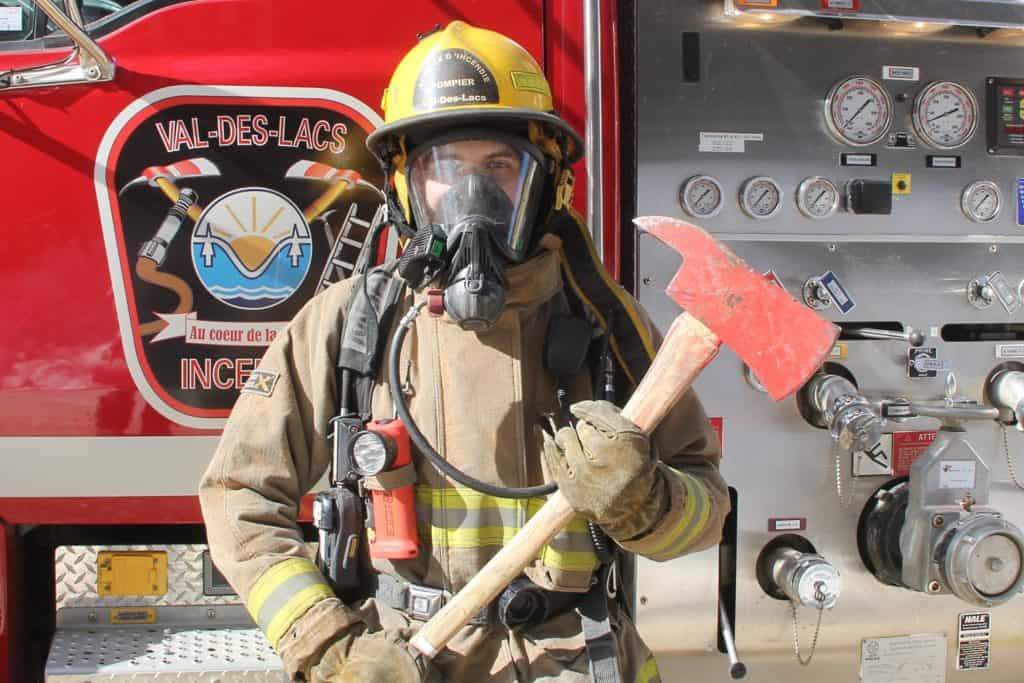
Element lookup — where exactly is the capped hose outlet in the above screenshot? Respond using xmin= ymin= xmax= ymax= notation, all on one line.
xmin=756 ymin=535 xmax=841 ymax=609
xmin=988 ymin=368 xmax=1024 ymax=431
xmin=801 ymin=371 xmax=882 ymax=452
xmin=940 ymin=514 xmax=1024 ymax=607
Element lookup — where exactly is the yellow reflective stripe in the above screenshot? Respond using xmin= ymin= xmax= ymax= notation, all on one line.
xmin=415 ymin=487 xmax=590 ymax=534
xmin=415 ymin=486 xmax=598 ymax=571
xmin=246 ymin=558 xmax=333 ymax=649
xmin=540 ymin=545 xmax=601 ymax=572
xmin=636 ymin=655 xmax=660 ymax=683
xmin=263 ymin=582 xmax=334 ymax=648
xmin=419 ymin=523 xmax=519 ymax=549
xmin=648 ymin=472 xmax=711 ymax=561
xmin=247 ymin=558 xmax=317 ymax=620
xmin=416 ymin=486 xmax=525 ymax=511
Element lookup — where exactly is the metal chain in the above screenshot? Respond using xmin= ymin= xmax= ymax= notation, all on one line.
xmin=1000 ymin=423 xmax=1024 ymax=491
xmin=790 ymin=600 xmax=825 ymax=667
xmin=833 ymin=440 xmax=855 ymax=508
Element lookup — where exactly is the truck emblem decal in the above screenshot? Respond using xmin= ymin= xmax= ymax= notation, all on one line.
xmin=95 ymin=85 xmax=385 ymax=429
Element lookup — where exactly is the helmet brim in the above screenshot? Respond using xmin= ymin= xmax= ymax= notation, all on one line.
xmin=366 ymin=107 xmax=583 ymax=166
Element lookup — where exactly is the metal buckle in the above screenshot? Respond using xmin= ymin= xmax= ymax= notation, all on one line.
xmin=406 ymin=584 xmax=445 ymax=620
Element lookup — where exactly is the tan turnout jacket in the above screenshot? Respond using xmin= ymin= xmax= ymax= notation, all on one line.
xmin=199 ymin=236 xmax=730 ymax=680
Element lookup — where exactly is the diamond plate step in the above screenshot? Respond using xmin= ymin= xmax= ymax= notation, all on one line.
xmin=45 ymin=626 xmax=286 ymax=681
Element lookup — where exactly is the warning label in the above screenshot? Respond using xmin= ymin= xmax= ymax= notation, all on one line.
xmin=892 ymin=431 xmax=937 ymax=477
xmin=957 ymin=612 xmax=991 ymax=671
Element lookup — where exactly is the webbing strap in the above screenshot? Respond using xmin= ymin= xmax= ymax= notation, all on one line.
xmin=578 ymin=565 xmax=622 ymax=683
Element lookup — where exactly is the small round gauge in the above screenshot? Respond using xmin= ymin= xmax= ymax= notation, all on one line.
xmin=679 ymin=175 xmax=724 ymax=219
xmin=912 ymin=81 xmax=979 ymax=149
xmin=961 ymin=181 xmax=1002 ymax=223
xmin=796 ymin=176 xmax=840 ymax=219
xmin=739 ymin=176 xmax=783 ymax=219
xmin=824 ymin=76 xmax=893 ymax=146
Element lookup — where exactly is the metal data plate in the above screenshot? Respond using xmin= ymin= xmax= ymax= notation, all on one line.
xmin=45 ymin=626 xmax=285 ymax=681
xmin=56 ymin=545 xmax=239 ymax=610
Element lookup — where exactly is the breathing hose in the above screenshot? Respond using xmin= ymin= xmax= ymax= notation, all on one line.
xmin=388 ymin=301 xmax=558 ymax=499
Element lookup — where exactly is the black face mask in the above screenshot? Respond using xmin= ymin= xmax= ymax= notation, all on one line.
xmin=438 ymin=174 xmax=512 ymax=331
xmin=396 ymin=174 xmax=513 ymax=332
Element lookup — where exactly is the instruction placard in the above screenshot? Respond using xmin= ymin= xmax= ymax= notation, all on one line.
xmin=698 ymin=132 xmax=763 ymax=153
xmin=0 ymin=7 xmax=22 ymax=31
xmin=860 ymin=633 xmax=946 ymax=683
xmin=939 ymin=461 xmax=976 ymax=489
xmin=957 ymin=612 xmax=991 ymax=671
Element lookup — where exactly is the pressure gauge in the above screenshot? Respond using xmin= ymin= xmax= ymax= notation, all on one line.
xmin=824 ymin=76 xmax=893 ymax=146
xmin=679 ymin=175 xmax=724 ymax=219
xmin=912 ymin=81 xmax=979 ymax=149
xmin=961 ymin=181 xmax=1001 ymax=223
xmin=739 ymin=176 xmax=783 ymax=219
xmin=796 ymin=177 xmax=840 ymax=219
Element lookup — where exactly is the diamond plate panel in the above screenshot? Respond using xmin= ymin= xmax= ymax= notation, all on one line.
xmin=45 ymin=626 xmax=286 ymax=681
xmin=55 ymin=545 xmax=240 ymax=610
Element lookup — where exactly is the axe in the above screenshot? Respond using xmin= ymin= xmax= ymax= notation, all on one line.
xmin=409 ymin=216 xmax=840 ymax=660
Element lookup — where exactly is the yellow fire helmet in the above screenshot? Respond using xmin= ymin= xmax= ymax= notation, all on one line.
xmin=367 ymin=21 xmax=583 ymax=234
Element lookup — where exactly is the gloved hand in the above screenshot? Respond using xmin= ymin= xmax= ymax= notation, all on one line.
xmin=541 ymin=400 xmax=662 ymax=540
xmin=308 ymin=627 xmax=423 ymax=683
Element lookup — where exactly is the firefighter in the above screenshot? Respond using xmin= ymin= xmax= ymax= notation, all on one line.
xmin=199 ymin=21 xmax=729 ymax=683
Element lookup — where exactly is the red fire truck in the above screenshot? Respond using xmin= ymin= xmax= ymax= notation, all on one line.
xmin=0 ymin=1 xmax=618 ymax=679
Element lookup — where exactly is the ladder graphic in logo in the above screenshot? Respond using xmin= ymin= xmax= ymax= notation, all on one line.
xmin=317 ymin=202 xmax=386 ymax=292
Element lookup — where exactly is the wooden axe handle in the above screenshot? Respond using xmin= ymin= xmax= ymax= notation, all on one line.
xmin=410 ymin=313 xmax=721 ymax=658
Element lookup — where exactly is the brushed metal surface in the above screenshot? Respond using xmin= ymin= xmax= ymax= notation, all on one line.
xmin=634 ymin=2 xmax=1024 ymax=680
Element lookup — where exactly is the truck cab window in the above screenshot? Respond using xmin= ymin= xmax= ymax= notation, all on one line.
xmin=0 ymin=0 xmax=188 ymax=45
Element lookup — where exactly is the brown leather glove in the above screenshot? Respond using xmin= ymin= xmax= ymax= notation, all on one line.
xmin=308 ymin=627 xmax=423 ymax=683
xmin=542 ymin=400 xmax=664 ymax=541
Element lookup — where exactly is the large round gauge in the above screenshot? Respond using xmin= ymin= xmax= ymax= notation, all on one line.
xmin=961 ymin=181 xmax=1002 ymax=223
xmin=824 ymin=76 xmax=893 ymax=146
xmin=796 ymin=176 xmax=840 ymax=219
xmin=679 ymin=175 xmax=724 ymax=219
xmin=912 ymin=81 xmax=979 ymax=149
xmin=739 ymin=176 xmax=783 ymax=220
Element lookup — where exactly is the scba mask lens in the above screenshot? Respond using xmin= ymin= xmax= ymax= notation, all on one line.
xmin=405 ymin=134 xmax=547 ymax=331
xmin=408 ymin=134 xmax=546 ymax=263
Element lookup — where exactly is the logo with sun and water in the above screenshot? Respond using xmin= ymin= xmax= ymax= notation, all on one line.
xmin=191 ymin=187 xmax=313 ymax=310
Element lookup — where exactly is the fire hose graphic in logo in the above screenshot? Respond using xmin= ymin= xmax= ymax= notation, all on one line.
xmin=191 ymin=187 xmax=312 ymax=310
xmin=96 ymin=86 xmax=385 ymax=428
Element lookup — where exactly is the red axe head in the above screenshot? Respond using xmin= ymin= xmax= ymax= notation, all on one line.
xmin=636 ymin=216 xmax=839 ymax=400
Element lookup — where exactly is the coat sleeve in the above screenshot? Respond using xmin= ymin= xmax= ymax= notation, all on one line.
xmin=612 ymin=304 xmax=731 ymax=562
xmin=198 ymin=278 xmax=363 ymax=679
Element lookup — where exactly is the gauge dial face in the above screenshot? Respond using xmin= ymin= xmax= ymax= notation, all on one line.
xmin=961 ymin=181 xmax=1001 ymax=223
xmin=825 ymin=76 xmax=893 ymax=146
xmin=796 ymin=177 xmax=840 ymax=219
xmin=913 ymin=81 xmax=979 ymax=149
xmin=739 ymin=176 xmax=783 ymax=219
xmin=679 ymin=175 xmax=724 ymax=218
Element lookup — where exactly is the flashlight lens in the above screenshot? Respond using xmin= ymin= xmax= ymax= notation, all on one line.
xmin=351 ymin=432 xmax=391 ymax=476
